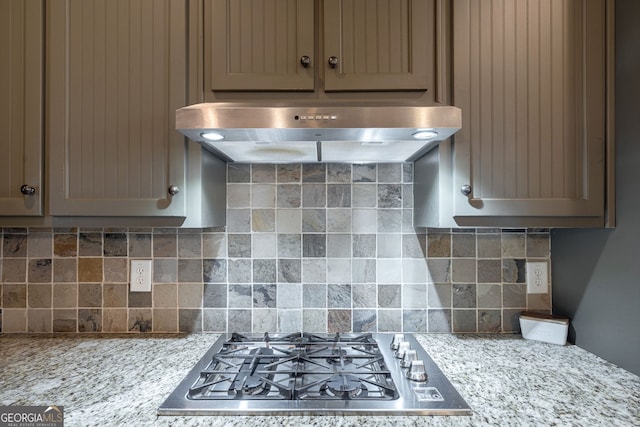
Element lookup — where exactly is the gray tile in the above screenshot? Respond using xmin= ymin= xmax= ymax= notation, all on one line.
xmin=28 ymin=309 xmax=52 ymax=333
xmin=228 ymin=234 xmax=251 ymax=258
xmin=302 ymin=164 xmax=326 ymax=182
xmin=403 ymin=284 xmax=427 ymax=308
xmin=129 ymin=308 xmax=153 ymax=332
xmin=252 ymin=234 xmax=276 ymax=258
xmin=477 ymin=233 xmax=501 ymax=258
xmin=227 ymin=163 xmax=250 ymax=183
xmin=403 ymin=309 xmax=427 ymax=332
xmin=352 ymin=283 xmax=376 ymax=308
xmin=253 ymin=308 xmax=278 ymax=332
xmin=128 ymin=290 xmax=152 ymax=308
xmin=278 ymin=234 xmax=301 ymax=257
xmin=478 ymin=310 xmax=502 ymax=332
xmin=303 ymin=283 xmax=326 ymax=308
xmin=253 ymin=259 xmax=276 ymax=283
xmin=203 ymin=233 xmax=226 ymax=258
xmin=327 ymin=163 xmax=351 ymax=183
xmin=53 ymin=258 xmax=76 ymax=283
xmin=27 ymin=232 xmax=52 ymax=258
xmin=3 ymin=284 xmax=26 ymax=308
xmin=353 ymin=309 xmax=376 ymax=332
xmin=503 ymin=259 xmax=526 ymax=283
xmin=226 ymin=209 xmax=251 ymax=232
xmin=402 ymin=259 xmax=427 ymax=283
xmin=253 ymin=284 xmax=277 ymax=308
xmin=378 ymin=184 xmax=402 ymax=208
xmin=278 ymin=259 xmax=301 ymax=283
xmin=252 ymin=164 xmax=276 ymax=183
xmin=377 ymin=234 xmax=401 ymax=258
xmin=503 ymin=284 xmax=526 ymax=308
xmin=352 ymin=183 xmax=377 ymax=207
xmin=402 ymin=184 xmax=413 ymax=209
xmin=3 ymin=234 xmax=27 ymax=257
xmin=353 ymin=164 xmax=376 ymax=182
xmin=402 ymin=163 xmax=413 ymax=183
xmin=326 ymin=208 xmax=351 ymax=232
xmin=277 ymin=164 xmax=301 ymax=183
xmin=502 ymin=308 xmax=522 ymax=333
xmin=303 ymin=234 xmax=326 ymax=257
xmin=228 ymin=309 xmax=251 ymax=332
xmin=203 ymin=259 xmax=226 ymax=283
xmin=302 ymin=209 xmax=326 ymax=232
xmin=252 ymin=184 xmax=276 ymax=207
xmin=453 ymin=284 xmax=476 ymax=308
xmin=327 ymin=234 xmax=351 ymax=258
xmin=427 ymin=309 xmax=452 ymax=332
xmin=428 ymin=283 xmax=451 ymax=308
xmin=352 ymin=259 xmax=376 ymax=283
xmin=377 ymin=209 xmax=402 ymax=232
xmin=477 ymin=284 xmax=501 ymax=308
xmin=78 ymin=283 xmax=102 ymax=307
xmin=378 ymin=309 xmax=402 ymax=332
xmin=327 ymin=259 xmax=351 ymax=283
xmin=328 ymin=309 xmax=351 ymax=333
xmin=227 ymin=184 xmax=251 ymax=208
xmin=478 ymin=259 xmax=502 ymax=283
xmin=228 ymin=259 xmax=252 ymax=283
xmin=203 ymin=283 xmax=227 ymax=308
xmin=452 ymin=309 xmax=477 ymax=332
xmin=277 ymin=184 xmax=301 ymax=208
xmin=327 ymin=184 xmax=351 ymax=207
xmin=252 ymin=209 xmax=275 ymax=232
xmin=103 ymin=233 xmax=127 ymax=257
xmin=328 ymin=284 xmax=351 ymax=308
xmin=178 ymin=259 xmax=202 ymax=283
xmin=302 ymin=259 xmax=327 ymax=283
xmin=451 ymin=258 xmax=476 ymax=283
xmin=203 ymin=308 xmax=227 ymax=332
xmin=28 ymin=284 xmax=52 ymax=308
xmin=303 ymin=309 xmax=327 ymax=333
xmin=352 ymin=209 xmax=377 ymax=233
xmin=378 ymin=284 xmax=401 ymax=308
xmin=79 ymin=232 xmax=102 ymax=256
xmin=229 ymin=284 xmax=252 ymax=308
xmin=527 ymin=233 xmax=550 ymax=257
xmin=302 ymin=184 xmax=326 ymax=207
xmin=28 ymin=259 xmax=52 ymax=283
xmin=402 ymin=233 xmax=426 ymax=258
xmin=378 ymin=163 xmax=402 ymax=183
xmin=179 ymin=308 xmax=202 ymax=333
xmin=452 ymin=233 xmax=476 ymax=257
xmin=502 ymin=233 xmax=526 ymax=258
xmin=2 ymin=259 xmax=26 ymax=282
xmin=129 ymin=233 xmax=152 ymax=258
xmin=279 ymin=309 xmax=302 ymax=332
xmin=427 ymin=259 xmax=451 ymax=283
xmin=78 ymin=308 xmax=102 ymax=332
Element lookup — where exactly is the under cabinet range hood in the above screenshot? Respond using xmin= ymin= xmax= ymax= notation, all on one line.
xmin=176 ymin=102 xmax=462 ymax=163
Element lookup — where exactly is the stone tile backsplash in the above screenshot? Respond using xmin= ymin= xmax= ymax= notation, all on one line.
xmin=0 ymin=163 xmax=551 ymax=334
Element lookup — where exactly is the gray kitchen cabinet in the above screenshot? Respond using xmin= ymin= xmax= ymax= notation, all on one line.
xmin=0 ymin=0 xmax=43 ymax=216
xmin=206 ymin=0 xmax=434 ymax=93
xmin=47 ymin=0 xmax=188 ymax=217
xmin=416 ymin=0 xmax=613 ymax=228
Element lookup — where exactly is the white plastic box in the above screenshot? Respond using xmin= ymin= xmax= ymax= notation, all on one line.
xmin=519 ymin=312 xmax=569 ymax=346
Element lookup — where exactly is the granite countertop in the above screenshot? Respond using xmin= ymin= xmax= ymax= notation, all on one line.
xmin=1 ymin=333 xmax=638 ymax=426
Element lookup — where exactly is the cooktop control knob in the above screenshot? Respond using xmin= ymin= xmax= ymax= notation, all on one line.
xmin=401 ymin=349 xmax=418 ymax=368
xmin=395 ymin=341 xmax=411 ymax=359
xmin=390 ymin=334 xmax=405 ymax=350
xmin=406 ymin=360 xmax=428 ymax=382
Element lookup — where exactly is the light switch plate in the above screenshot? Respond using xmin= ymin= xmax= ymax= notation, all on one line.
xmin=130 ymin=260 xmax=152 ymax=292
xmin=526 ymin=261 xmax=549 ymax=294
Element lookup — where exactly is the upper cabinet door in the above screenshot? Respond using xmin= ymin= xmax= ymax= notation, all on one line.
xmin=47 ymin=0 xmax=187 ymax=217
xmin=207 ymin=0 xmax=315 ymax=91
xmin=0 ymin=0 xmax=43 ymax=216
xmin=323 ymin=0 xmax=433 ymax=91
xmin=452 ymin=0 xmax=607 ymax=222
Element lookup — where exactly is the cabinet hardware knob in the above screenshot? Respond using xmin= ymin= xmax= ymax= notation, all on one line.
xmin=300 ymin=55 xmax=311 ymax=68
xmin=460 ymin=184 xmax=472 ymax=196
xmin=20 ymin=184 xmax=36 ymax=195
xmin=328 ymin=56 xmax=339 ymax=68
xmin=168 ymin=185 xmax=180 ymax=196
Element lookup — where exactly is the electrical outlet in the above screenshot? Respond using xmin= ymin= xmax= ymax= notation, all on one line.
xmin=526 ymin=261 xmax=549 ymax=294
xmin=130 ymin=260 xmax=152 ymax=292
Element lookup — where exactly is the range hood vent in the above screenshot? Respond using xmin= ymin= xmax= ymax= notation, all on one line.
xmin=176 ymin=102 xmax=461 ymax=163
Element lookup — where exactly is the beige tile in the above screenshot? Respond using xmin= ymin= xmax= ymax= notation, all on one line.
xmin=27 ymin=232 xmax=52 ymax=257
xmin=28 ymin=259 xmax=52 ymax=283
xmin=178 ymin=283 xmax=203 ymax=308
xmin=451 ymin=259 xmax=476 ymax=283
xmin=53 ymin=283 xmax=77 ymax=308
xmin=153 ymin=308 xmax=178 ymax=332
xmin=28 ymin=284 xmax=52 ymax=308
xmin=103 ymin=283 xmax=128 ymax=307
xmin=78 ymin=283 xmax=102 ymax=307
xmin=54 ymin=234 xmax=77 ymax=257
xmin=3 ymin=284 xmax=26 ymax=308
xmin=28 ymin=309 xmax=52 ymax=332
xmin=153 ymin=234 xmax=177 ymax=257
xmin=153 ymin=283 xmax=177 ymax=308
xmin=427 ymin=234 xmax=451 ymax=257
xmin=53 ymin=258 xmax=77 ymax=282
xmin=502 ymin=233 xmax=526 ymax=258
xmin=78 ymin=308 xmax=102 ymax=332
xmin=2 ymin=309 xmax=27 ymax=332
xmin=53 ymin=308 xmax=77 ymax=332
xmin=2 ymin=259 xmax=26 ymax=282
xmin=78 ymin=258 xmax=103 ymax=282
xmin=102 ymin=308 xmax=128 ymax=332
xmin=104 ymin=258 xmax=128 ymax=283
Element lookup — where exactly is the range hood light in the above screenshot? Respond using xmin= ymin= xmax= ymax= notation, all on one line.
xmin=361 ymin=141 xmax=389 ymax=146
xmin=201 ymin=131 xmax=225 ymax=141
xmin=412 ymin=130 xmax=439 ymax=140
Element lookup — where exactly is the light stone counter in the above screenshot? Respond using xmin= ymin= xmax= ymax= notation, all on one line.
xmin=0 ymin=334 xmax=638 ymax=426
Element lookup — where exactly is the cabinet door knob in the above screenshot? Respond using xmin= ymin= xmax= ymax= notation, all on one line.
xmin=20 ymin=184 xmax=36 ymax=195
xmin=300 ymin=55 xmax=311 ymax=68
xmin=168 ymin=185 xmax=180 ymax=196
xmin=327 ymin=56 xmax=339 ymax=68
xmin=460 ymin=184 xmax=472 ymax=196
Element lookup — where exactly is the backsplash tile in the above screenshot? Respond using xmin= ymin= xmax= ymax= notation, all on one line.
xmin=0 ymin=163 xmax=552 ymax=334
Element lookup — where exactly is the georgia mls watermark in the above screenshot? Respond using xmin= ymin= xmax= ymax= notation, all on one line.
xmin=0 ymin=406 xmax=63 ymax=427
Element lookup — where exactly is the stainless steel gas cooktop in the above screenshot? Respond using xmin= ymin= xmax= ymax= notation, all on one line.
xmin=158 ymin=332 xmax=471 ymax=416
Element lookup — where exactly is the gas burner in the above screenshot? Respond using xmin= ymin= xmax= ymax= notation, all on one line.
xmin=326 ymin=348 xmax=353 ymax=365
xmin=322 ymin=374 xmax=367 ymax=399
xmin=238 ymin=376 xmax=269 ymax=395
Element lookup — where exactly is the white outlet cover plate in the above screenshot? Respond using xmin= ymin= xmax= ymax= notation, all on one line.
xmin=526 ymin=261 xmax=549 ymax=294
xmin=130 ymin=260 xmax=152 ymax=292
